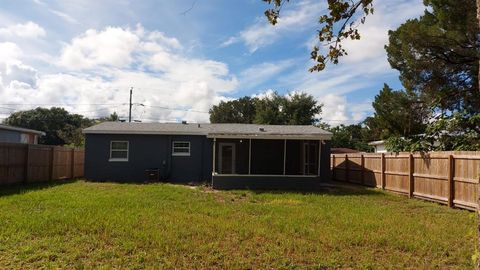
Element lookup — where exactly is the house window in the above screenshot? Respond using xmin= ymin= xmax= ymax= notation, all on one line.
xmin=20 ymin=134 xmax=29 ymax=144
xmin=110 ymin=141 xmax=129 ymax=161
xmin=172 ymin=141 xmax=190 ymax=156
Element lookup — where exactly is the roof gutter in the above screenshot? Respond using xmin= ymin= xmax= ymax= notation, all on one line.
xmin=82 ymin=130 xmax=208 ymax=135
xmin=0 ymin=125 xmax=45 ymax=136
xmin=207 ymin=134 xmax=333 ymax=140
xmin=83 ymin=130 xmax=333 ymax=140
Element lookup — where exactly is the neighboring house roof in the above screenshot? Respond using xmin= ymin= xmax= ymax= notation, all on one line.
xmin=0 ymin=124 xmax=45 ymax=136
xmin=331 ymin=148 xmax=361 ymax=154
xmin=368 ymin=140 xmax=385 ymax=146
xmin=83 ymin=122 xmax=333 ymax=140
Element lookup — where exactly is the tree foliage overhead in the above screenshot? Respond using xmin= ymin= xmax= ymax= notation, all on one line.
xmin=4 ymin=107 xmax=94 ymax=146
xmin=383 ymin=0 xmax=480 ymax=151
xmin=263 ymin=0 xmax=374 ymax=72
xmin=327 ymin=124 xmax=373 ymax=152
xmin=385 ymin=0 xmax=479 ymax=115
xmin=209 ymin=97 xmax=257 ymax=124
xmin=210 ymin=91 xmax=321 ymax=125
xmin=366 ymin=84 xmax=428 ymax=139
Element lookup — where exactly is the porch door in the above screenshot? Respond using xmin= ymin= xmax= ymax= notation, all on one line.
xmin=303 ymin=141 xmax=318 ymax=175
xmin=218 ymin=143 xmax=235 ymax=174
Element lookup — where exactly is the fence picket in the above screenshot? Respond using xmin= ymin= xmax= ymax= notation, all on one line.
xmin=331 ymin=151 xmax=480 ymax=211
xmin=0 ymin=142 xmax=84 ymax=185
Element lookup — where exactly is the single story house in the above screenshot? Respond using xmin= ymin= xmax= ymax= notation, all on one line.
xmin=0 ymin=124 xmax=45 ymax=144
xmin=83 ymin=122 xmax=332 ymax=189
xmin=368 ymin=140 xmax=387 ymax=153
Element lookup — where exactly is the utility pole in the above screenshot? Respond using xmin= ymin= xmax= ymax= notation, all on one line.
xmin=128 ymin=87 xmax=133 ymax=123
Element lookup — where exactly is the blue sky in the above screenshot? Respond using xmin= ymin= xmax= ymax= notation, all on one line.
xmin=0 ymin=0 xmax=425 ymax=125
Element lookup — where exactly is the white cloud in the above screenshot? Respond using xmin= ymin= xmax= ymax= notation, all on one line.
xmin=224 ymin=0 xmax=325 ymax=52
xmin=58 ymin=26 xmax=141 ymax=69
xmin=340 ymin=1 xmax=425 ymax=64
xmin=220 ymin=36 xmax=238 ymax=47
xmin=251 ymin=89 xmax=276 ymax=100
xmin=0 ymin=25 xmax=239 ymax=123
xmin=48 ymin=9 xmax=78 ymax=24
xmin=239 ymin=60 xmax=293 ymax=90
xmin=0 ymin=42 xmax=22 ymax=62
xmin=277 ymin=0 xmax=424 ymax=126
xmin=0 ymin=62 xmax=38 ymax=88
xmin=32 ymin=0 xmax=78 ymax=24
xmin=319 ymin=94 xmax=350 ymax=125
xmin=0 ymin=21 xmax=46 ymax=39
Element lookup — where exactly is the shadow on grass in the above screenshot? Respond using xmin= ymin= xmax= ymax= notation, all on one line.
xmin=246 ymin=182 xmax=382 ymax=197
xmin=0 ymin=179 xmax=77 ymax=197
xmin=82 ymin=179 xmax=381 ymax=197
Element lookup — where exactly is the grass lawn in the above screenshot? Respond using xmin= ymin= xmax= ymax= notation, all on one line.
xmin=0 ymin=180 xmax=475 ymax=269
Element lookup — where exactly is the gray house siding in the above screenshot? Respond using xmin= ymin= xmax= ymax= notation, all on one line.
xmin=84 ymin=133 xmax=331 ymax=188
xmin=85 ymin=134 xmax=212 ymax=183
xmin=0 ymin=129 xmax=21 ymax=143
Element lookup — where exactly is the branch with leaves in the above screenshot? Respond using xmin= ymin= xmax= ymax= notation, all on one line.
xmin=263 ymin=0 xmax=373 ymax=71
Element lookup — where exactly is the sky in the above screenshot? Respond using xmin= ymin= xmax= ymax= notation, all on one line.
xmin=0 ymin=0 xmax=425 ymax=125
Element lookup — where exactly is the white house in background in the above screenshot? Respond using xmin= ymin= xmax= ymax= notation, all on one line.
xmin=368 ymin=140 xmax=387 ymax=153
xmin=0 ymin=124 xmax=45 ymax=144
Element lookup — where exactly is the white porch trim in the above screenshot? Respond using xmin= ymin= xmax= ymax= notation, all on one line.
xmin=207 ymin=134 xmax=332 ymax=140
xmin=213 ymin=174 xmax=319 ymax=178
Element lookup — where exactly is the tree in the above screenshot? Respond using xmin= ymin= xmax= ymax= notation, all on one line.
xmin=97 ymin=112 xmax=121 ymax=122
xmin=328 ymin=124 xmax=373 ymax=152
xmin=385 ymin=0 xmax=479 ymax=115
xmin=283 ymin=92 xmax=322 ymax=125
xmin=4 ymin=107 xmax=93 ymax=146
xmin=263 ymin=0 xmax=374 ymax=72
xmin=384 ymin=0 xmax=479 ymax=151
xmin=367 ymin=84 xmax=428 ymax=139
xmin=209 ymin=97 xmax=257 ymax=123
xmin=254 ymin=92 xmax=286 ymax=124
xmin=210 ymin=92 xmax=321 ymax=125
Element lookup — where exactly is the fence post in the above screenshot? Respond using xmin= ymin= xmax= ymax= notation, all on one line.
xmin=49 ymin=146 xmax=55 ymax=180
xmin=409 ymin=153 xmax=414 ymax=198
xmin=71 ymin=148 xmax=75 ymax=179
xmin=332 ymin=155 xmax=336 ymax=181
xmin=361 ymin=154 xmax=365 ymax=185
xmin=24 ymin=144 xmax=30 ymax=183
xmin=448 ymin=155 xmax=454 ymax=208
xmin=345 ymin=154 xmax=349 ymax=182
xmin=381 ymin=153 xmax=385 ymax=190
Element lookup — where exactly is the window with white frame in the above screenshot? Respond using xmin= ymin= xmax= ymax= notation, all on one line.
xmin=109 ymin=141 xmax=129 ymax=161
xmin=172 ymin=141 xmax=190 ymax=156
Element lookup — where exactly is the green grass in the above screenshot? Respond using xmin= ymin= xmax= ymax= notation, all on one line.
xmin=0 ymin=180 xmax=475 ymax=269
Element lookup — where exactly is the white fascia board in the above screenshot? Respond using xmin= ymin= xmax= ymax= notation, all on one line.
xmin=206 ymin=134 xmax=332 ymax=140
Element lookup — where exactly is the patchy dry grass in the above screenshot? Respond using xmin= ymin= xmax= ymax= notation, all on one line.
xmin=0 ymin=180 xmax=475 ymax=269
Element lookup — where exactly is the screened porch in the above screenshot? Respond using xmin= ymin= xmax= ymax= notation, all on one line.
xmin=211 ymin=138 xmax=322 ymax=177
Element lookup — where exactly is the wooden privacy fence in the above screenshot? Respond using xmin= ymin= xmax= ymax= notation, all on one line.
xmin=331 ymin=152 xmax=480 ymax=210
xmin=0 ymin=142 xmax=84 ymax=185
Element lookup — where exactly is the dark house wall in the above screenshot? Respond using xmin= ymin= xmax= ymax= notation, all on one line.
xmin=85 ymin=134 xmax=213 ymax=183
xmin=0 ymin=129 xmax=21 ymax=143
xmin=84 ymin=133 xmax=331 ymax=186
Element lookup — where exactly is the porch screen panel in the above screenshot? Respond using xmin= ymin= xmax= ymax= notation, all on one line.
xmin=250 ymin=139 xmax=284 ymax=175
xmin=215 ymin=139 xmax=249 ymax=174
xmin=303 ymin=141 xmax=319 ymax=175
xmin=285 ymin=140 xmax=302 ymax=175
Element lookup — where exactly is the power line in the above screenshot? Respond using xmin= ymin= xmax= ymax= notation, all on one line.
xmin=144 ymin=105 xmax=209 ymax=114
